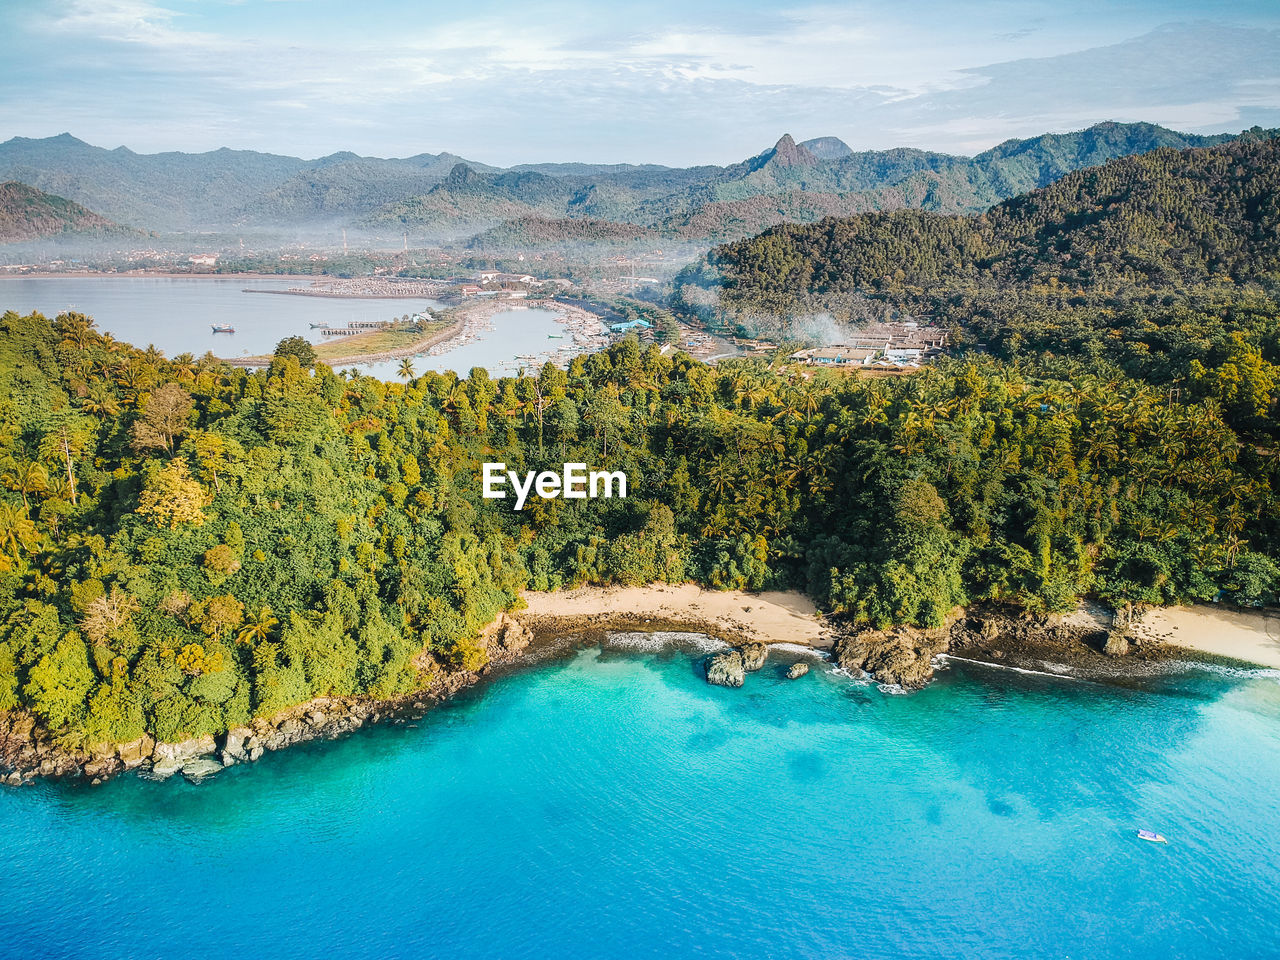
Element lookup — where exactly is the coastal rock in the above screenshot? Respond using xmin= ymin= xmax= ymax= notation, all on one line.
xmin=6 ymin=715 xmax=36 ymax=743
xmin=786 ymin=662 xmax=810 ymax=679
xmin=483 ymin=612 xmax=533 ymax=657
xmin=834 ymin=626 xmax=948 ymax=690
xmin=83 ymin=757 xmax=119 ymax=779
xmin=152 ymin=735 xmax=216 ymax=766
xmin=181 ymin=757 xmax=225 ymax=783
xmin=218 ymin=727 xmax=251 ymax=762
xmin=705 ymin=650 xmax=746 ymax=688
xmin=739 ymin=642 xmax=768 ymax=672
xmin=149 ymin=759 xmax=183 ymax=780
xmin=1103 ymin=630 xmax=1131 ymax=657
xmin=117 ymin=736 xmax=155 ymax=769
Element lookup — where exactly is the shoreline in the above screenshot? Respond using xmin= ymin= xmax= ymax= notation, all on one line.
xmin=1129 ymin=604 xmax=1280 ymax=668
xmin=518 ymin=584 xmax=832 ymax=649
xmin=3 ymin=590 xmax=1275 ymax=788
xmin=220 ymin=297 xmax=607 ymax=371
xmin=223 ymin=316 xmax=468 ymax=368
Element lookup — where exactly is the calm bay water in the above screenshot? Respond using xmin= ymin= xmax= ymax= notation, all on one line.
xmin=352 ymin=308 xmax=567 ymax=380
xmin=0 ymin=277 xmax=577 ymax=379
xmin=1 ymin=646 xmax=1278 ymax=960
xmin=0 ymin=277 xmax=442 ymax=361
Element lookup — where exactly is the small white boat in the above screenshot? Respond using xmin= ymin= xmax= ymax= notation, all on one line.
xmin=1137 ymin=830 xmax=1167 ymax=843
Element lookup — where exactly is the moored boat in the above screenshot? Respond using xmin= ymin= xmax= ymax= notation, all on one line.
xmin=211 ymin=324 xmax=235 ymax=334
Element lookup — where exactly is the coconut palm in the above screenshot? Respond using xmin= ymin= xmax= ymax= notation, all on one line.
xmin=2 ymin=460 xmax=48 ymax=513
xmin=237 ymin=606 xmax=279 ymax=645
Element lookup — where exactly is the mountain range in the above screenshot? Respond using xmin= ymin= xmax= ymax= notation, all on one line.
xmin=0 ymin=124 xmax=1273 ymax=247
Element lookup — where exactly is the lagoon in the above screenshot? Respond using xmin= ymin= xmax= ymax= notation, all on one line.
xmin=1 ymin=645 xmax=1278 ymax=960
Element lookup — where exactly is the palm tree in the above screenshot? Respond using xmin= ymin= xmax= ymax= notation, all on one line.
xmin=2 ymin=460 xmax=48 ymax=513
xmin=397 ymin=357 xmax=416 ymax=382
xmin=0 ymin=502 xmax=40 ymax=572
xmin=81 ymin=384 xmax=120 ymax=419
xmin=236 ymin=606 xmax=279 ymax=645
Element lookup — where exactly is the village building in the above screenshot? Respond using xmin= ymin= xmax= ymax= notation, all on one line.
xmin=610 ymin=318 xmax=654 ymax=334
xmin=789 ymin=346 xmax=879 ymax=366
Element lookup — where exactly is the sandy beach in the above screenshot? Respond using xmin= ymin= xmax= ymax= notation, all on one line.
xmin=516 ymin=583 xmax=832 ymax=649
xmin=1130 ymin=604 xmax=1280 ymax=668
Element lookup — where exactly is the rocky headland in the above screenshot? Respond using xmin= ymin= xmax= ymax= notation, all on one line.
xmin=0 ymin=611 xmax=534 ymax=788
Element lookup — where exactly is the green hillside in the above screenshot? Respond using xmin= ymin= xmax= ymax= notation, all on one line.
xmin=0 ymin=181 xmax=129 ymax=243
xmin=709 ymin=136 xmax=1280 ymax=306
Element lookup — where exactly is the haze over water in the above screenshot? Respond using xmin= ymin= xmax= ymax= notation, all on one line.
xmin=1 ymin=647 xmax=1277 ymax=960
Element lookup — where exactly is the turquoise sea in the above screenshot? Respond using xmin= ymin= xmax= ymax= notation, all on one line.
xmin=2 ymin=640 xmax=1279 ymax=959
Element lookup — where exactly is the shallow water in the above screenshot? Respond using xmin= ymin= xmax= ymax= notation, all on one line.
xmin=1 ymin=649 xmax=1278 ymax=960
xmin=351 ymin=308 xmax=569 ymax=380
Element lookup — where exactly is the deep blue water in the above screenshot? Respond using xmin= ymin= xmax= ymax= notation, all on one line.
xmin=2 ymin=643 xmax=1279 ymax=960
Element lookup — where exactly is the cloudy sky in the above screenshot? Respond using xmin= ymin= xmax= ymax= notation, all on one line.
xmin=4 ymin=0 xmax=1279 ymax=165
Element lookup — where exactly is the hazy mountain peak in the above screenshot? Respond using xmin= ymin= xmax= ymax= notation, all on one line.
xmin=445 ymin=162 xmax=483 ymax=187
xmin=800 ymin=136 xmax=853 ymax=160
xmin=768 ymin=134 xmax=818 ymax=167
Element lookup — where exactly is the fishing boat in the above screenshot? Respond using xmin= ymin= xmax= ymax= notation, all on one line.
xmin=309 ymin=322 xmax=330 ymax=329
xmin=1137 ymin=830 xmax=1167 ymax=843
xmin=211 ymin=324 xmax=235 ymax=334
xmin=547 ymin=334 xmax=564 ymax=339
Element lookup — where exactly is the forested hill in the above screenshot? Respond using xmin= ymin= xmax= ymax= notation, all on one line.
xmin=708 ymin=136 xmax=1280 ymax=309
xmin=0 ymin=182 xmax=129 ymax=243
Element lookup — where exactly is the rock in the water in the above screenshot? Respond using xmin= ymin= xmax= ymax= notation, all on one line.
xmin=1103 ymin=630 xmax=1130 ymax=657
xmin=786 ymin=662 xmax=810 ymax=679
xmin=705 ymin=650 xmax=746 ymax=687
xmin=148 ymin=760 xmax=183 ymax=780
xmin=218 ymin=726 xmax=251 ymax=762
xmin=181 ymin=757 xmax=225 ymax=783
xmin=740 ymin=642 xmax=768 ymax=672
xmin=152 ymin=735 xmax=216 ymax=766
xmin=833 ymin=626 xmax=945 ymax=689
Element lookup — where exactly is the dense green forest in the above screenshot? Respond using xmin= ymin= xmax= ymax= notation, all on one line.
xmin=2 ymin=136 xmax=1280 ymax=749
xmin=0 ymin=304 xmax=1276 ymax=748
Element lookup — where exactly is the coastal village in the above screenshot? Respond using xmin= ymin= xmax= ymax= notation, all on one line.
xmin=787 ymin=321 xmax=950 ymax=373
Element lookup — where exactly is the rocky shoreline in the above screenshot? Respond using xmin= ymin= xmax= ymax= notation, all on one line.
xmin=0 ymin=600 xmax=1247 ymax=788
xmin=703 ymin=604 xmax=1198 ymax=692
xmin=0 ymin=611 xmax=535 ymax=788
